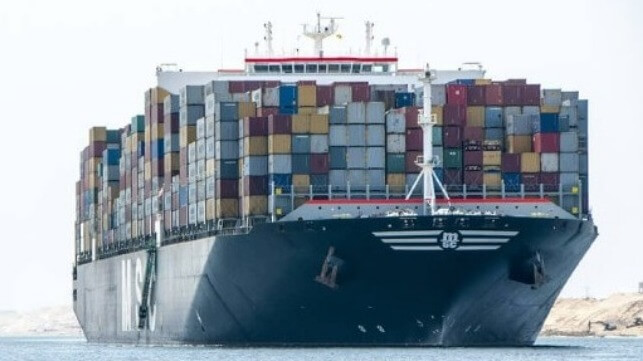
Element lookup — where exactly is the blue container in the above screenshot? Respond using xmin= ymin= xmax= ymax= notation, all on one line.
xmin=485 ymin=107 xmax=503 ymax=128
xmin=179 ymin=186 xmax=188 ymax=207
xmin=151 ymin=140 xmax=164 ymax=160
xmin=279 ymin=85 xmax=298 ymax=114
xmin=292 ymin=135 xmax=311 ymax=154
xmin=216 ymin=159 xmax=238 ymax=179
xmin=558 ymin=116 xmax=570 ymax=132
xmin=292 ymin=154 xmax=310 ymax=173
xmin=329 ymin=147 xmax=347 ymax=169
xmin=452 ymin=79 xmax=476 ymax=85
xmin=484 ymin=128 xmax=504 ymax=141
xmin=106 ymin=130 xmax=120 ymax=144
xmin=180 ymin=105 xmax=205 ymax=127
xmin=386 ymin=153 xmax=405 ymax=173
xmin=218 ymin=102 xmax=239 ymax=121
xmin=104 ymin=149 xmax=121 ymax=166
xmin=532 ymin=113 xmax=559 ymax=133
xmin=131 ymin=115 xmax=145 ymax=133
xmin=394 ymin=92 xmax=415 ymax=108
xmin=329 ymin=106 xmax=347 ymax=124
xmin=503 ymin=173 xmax=521 ymax=192
xmin=268 ymin=173 xmax=292 ymax=188
xmin=310 ymin=174 xmax=329 ymax=187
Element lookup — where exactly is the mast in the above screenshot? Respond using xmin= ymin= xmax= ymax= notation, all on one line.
xmin=263 ymin=22 xmax=274 ymax=56
xmin=365 ymin=21 xmax=374 ymax=55
xmin=302 ymin=13 xmax=340 ymax=57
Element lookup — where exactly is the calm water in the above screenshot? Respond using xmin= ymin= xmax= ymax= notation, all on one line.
xmin=0 ymin=337 xmax=642 ymax=361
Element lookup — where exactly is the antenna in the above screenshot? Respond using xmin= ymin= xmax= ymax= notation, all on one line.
xmin=263 ymin=22 xmax=274 ymax=56
xmin=365 ymin=21 xmax=374 ymax=55
xmin=381 ymin=37 xmax=390 ymax=56
xmin=302 ymin=12 xmax=342 ymax=57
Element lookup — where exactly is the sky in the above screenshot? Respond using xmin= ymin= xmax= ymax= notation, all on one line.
xmin=0 ymin=0 xmax=641 ymax=311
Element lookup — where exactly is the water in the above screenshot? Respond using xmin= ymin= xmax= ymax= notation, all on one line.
xmin=0 ymin=337 xmax=642 ymax=361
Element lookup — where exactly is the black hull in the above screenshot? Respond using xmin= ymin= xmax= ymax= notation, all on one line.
xmin=74 ymin=215 xmax=597 ymax=346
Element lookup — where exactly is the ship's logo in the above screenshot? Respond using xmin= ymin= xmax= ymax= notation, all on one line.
xmin=371 ymin=230 xmax=519 ymax=251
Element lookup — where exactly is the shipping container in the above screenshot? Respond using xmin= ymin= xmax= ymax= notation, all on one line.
xmin=329 ymin=147 xmax=347 ymax=169
xmin=484 ymin=107 xmax=503 ymax=128
xmin=540 ymin=153 xmax=559 ymax=172
xmin=520 ymin=153 xmax=540 ymax=173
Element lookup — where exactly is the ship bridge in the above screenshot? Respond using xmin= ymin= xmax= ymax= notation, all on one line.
xmin=244 ymin=56 xmax=399 ymax=75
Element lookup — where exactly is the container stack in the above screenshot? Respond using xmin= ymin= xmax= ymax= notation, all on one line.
xmin=179 ymin=85 xmax=205 ymax=227
xmin=163 ymin=94 xmax=180 ymax=230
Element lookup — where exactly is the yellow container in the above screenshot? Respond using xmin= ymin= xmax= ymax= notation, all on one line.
xmin=386 ymin=173 xmax=406 ymax=193
xmin=521 ymin=153 xmax=541 ymax=173
xmin=216 ymin=199 xmax=239 ymax=218
xmin=292 ymin=114 xmax=310 ymax=133
xmin=432 ymin=106 xmax=443 ymax=125
xmin=483 ymin=151 xmax=502 ymax=166
xmin=151 ymin=123 xmax=164 ymax=141
xmin=179 ymin=126 xmax=196 ymax=148
xmin=206 ymin=159 xmax=215 ymax=177
xmin=540 ymin=105 xmax=560 ymax=113
xmin=89 ymin=127 xmax=107 ymax=143
xmin=149 ymin=86 xmax=170 ymax=105
xmin=144 ymin=162 xmax=151 ymax=181
xmin=238 ymin=102 xmax=257 ymax=118
xmin=206 ymin=199 xmax=215 ymax=220
xmin=293 ymin=174 xmax=310 ymax=187
xmin=483 ymin=172 xmax=502 ymax=190
xmin=164 ymin=153 xmax=179 ymax=174
xmin=506 ymin=135 xmax=532 ymax=154
xmin=310 ymin=114 xmax=329 ymax=134
xmin=298 ymin=107 xmax=317 ymax=115
xmin=243 ymin=136 xmax=268 ymax=156
xmin=242 ymin=196 xmax=268 ymax=216
xmin=474 ymin=79 xmax=492 ymax=85
xmin=466 ymin=106 xmax=485 ymax=127
xmin=298 ymin=85 xmax=317 ymax=107
xmin=268 ymin=134 xmax=291 ymax=154
xmin=87 ymin=157 xmax=101 ymax=174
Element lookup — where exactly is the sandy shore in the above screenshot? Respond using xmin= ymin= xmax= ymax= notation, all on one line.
xmin=0 ymin=306 xmax=81 ymax=337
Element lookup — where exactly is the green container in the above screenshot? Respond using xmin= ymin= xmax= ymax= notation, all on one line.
xmin=443 ymin=148 xmax=462 ymax=169
xmin=131 ymin=115 xmax=145 ymax=133
xmin=386 ymin=153 xmax=405 ymax=173
xmin=432 ymin=126 xmax=443 ymax=146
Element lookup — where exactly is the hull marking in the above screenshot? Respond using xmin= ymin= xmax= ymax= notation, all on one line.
xmin=372 ymin=230 xmax=442 ymax=237
xmin=381 ymin=238 xmax=438 ymax=244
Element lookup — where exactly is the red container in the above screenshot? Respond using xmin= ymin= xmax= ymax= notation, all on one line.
xmin=463 ymin=127 xmax=484 ymax=143
xmin=243 ymin=116 xmax=268 ymax=137
xmin=443 ymin=104 xmax=466 ymax=126
xmin=263 ymin=81 xmax=281 ymax=88
xmin=403 ymin=107 xmax=420 ymax=129
xmin=405 ymin=151 xmax=422 ymax=173
xmin=243 ymin=175 xmax=268 ymax=196
xmin=501 ymin=154 xmax=521 ymax=173
xmin=446 ymin=84 xmax=467 ymax=105
xmin=151 ymin=159 xmax=164 ymax=177
xmin=533 ymin=133 xmax=560 ymax=153
xmin=351 ymin=82 xmax=370 ymax=102
xmin=89 ymin=141 xmax=106 ymax=157
xmin=228 ymin=81 xmax=245 ymax=93
xmin=257 ymin=107 xmax=279 ymax=117
xmin=523 ymin=84 xmax=541 ymax=105
xmin=506 ymin=79 xmax=527 ymax=85
xmin=443 ymin=126 xmax=463 ymax=148
xmin=244 ymin=81 xmax=263 ymax=92
xmin=216 ymin=179 xmax=239 ymax=198
xmin=444 ymin=169 xmax=463 ymax=186
xmin=405 ymin=128 xmax=423 ymax=151
xmin=310 ymin=154 xmax=329 ymax=174
xmin=464 ymin=151 xmax=483 ymax=166
xmin=502 ymin=84 xmax=522 ymax=106
xmin=150 ymin=104 xmax=164 ymax=124
xmin=521 ymin=173 xmax=540 ymax=191
xmin=485 ymin=83 xmax=504 ymax=105
xmin=467 ymin=85 xmax=486 ymax=105
xmin=464 ymin=170 xmax=483 ymax=188
xmin=316 ymin=85 xmax=334 ymax=107
xmin=540 ymin=173 xmax=560 ymax=191
xmin=268 ymin=115 xmax=292 ymax=135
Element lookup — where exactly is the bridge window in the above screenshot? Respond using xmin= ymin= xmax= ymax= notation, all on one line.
xmin=269 ymin=65 xmax=281 ymax=73
xmin=340 ymin=64 xmax=351 ymax=73
xmin=254 ymin=65 xmax=269 ymax=73
xmin=294 ymin=64 xmax=305 ymax=73
xmin=318 ymin=64 xmax=327 ymax=73
xmin=282 ymin=64 xmax=293 ymax=73
xmin=328 ymin=64 xmax=340 ymax=73
xmin=362 ymin=64 xmax=372 ymax=73
xmin=306 ymin=64 xmax=317 ymax=73
xmin=352 ymin=64 xmax=361 ymax=73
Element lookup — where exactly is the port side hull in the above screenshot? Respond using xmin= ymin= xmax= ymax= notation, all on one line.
xmin=74 ymin=215 xmax=597 ymax=346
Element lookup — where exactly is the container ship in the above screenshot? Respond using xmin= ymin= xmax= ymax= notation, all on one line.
xmin=73 ymin=15 xmax=597 ymax=346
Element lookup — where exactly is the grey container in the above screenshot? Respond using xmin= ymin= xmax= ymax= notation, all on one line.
xmin=433 ymin=126 xmax=443 ymax=147
xmin=204 ymin=80 xmax=229 ymax=97
xmin=189 ymin=204 xmax=197 ymax=225
xmin=506 ymin=114 xmax=534 ymax=135
xmin=385 ymin=111 xmax=405 ymax=133
xmin=180 ymin=105 xmax=205 ymax=127
xmin=310 ymin=174 xmax=329 ymax=187
xmin=560 ymin=172 xmax=580 ymax=188
xmin=205 ymin=94 xmax=216 ymax=116
xmin=559 ymin=153 xmax=579 ymax=173
xmin=164 ymin=94 xmax=180 ymax=115
xmin=522 ymin=106 xmax=540 ymax=116
xmin=579 ymin=153 xmax=588 ymax=175
xmin=334 ymin=85 xmax=352 ymax=105
xmin=329 ymin=106 xmax=347 ymax=124
xmin=503 ymin=106 xmax=521 ymax=122
xmin=348 ymin=169 xmax=368 ymax=187
xmin=433 ymin=146 xmax=444 ymax=168
xmin=431 ymin=84 xmax=446 ymax=106
xmin=164 ymin=134 xmax=179 ymax=153
xmin=268 ymin=154 xmax=292 ymax=174
xmin=292 ymin=135 xmax=311 ymax=154
xmin=292 ymin=154 xmax=310 ymax=174
xmin=216 ymin=159 xmax=238 ymax=179
xmin=215 ymin=140 xmax=239 ymax=160
xmin=562 ymin=91 xmax=579 ymax=106
xmin=197 ymin=201 xmax=206 ymax=223
xmin=180 ymin=85 xmax=205 ymax=106
xmin=386 ymin=153 xmax=405 ymax=173
xmin=386 ymin=134 xmax=405 ymax=153
xmin=205 ymin=116 xmax=215 ymax=138
xmin=197 ymin=181 xmax=206 ymax=202
xmin=347 ymin=125 xmax=366 ymax=146
xmin=196 ymin=139 xmax=206 ymax=160
xmin=216 ymin=102 xmax=239 ymax=122
xmin=215 ymin=121 xmax=238 ymax=141
xmin=347 ymin=102 xmax=366 ymax=123
xmin=560 ymin=106 xmax=578 ymax=127
xmin=366 ymin=102 xmax=385 ymax=124
xmin=329 ymin=169 xmax=348 ymax=188
xmin=347 ymin=147 xmax=367 ymax=169
xmin=196 ymin=117 xmax=206 ymax=139
xmin=205 ymin=176 xmax=215 ymax=199
xmin=206 ymin=138 xmax=215 ymax=159
xmin=197 ymin=160 xmax=206 ymax=179
xmin=485 ymin=128 xmax=504 ymax=141
xmin=368 ymin=169 xmax=386 ymax=187
xmin=310 ymin=135 xmax=329 ymax=153
xmin=540 ymin=153 xmax=559 ymax=172
xmin=188 ymin=183 xmax=197 ymax=204
xmin=543 ymin=89 xmax=562 ymax=106
xmin=366 ymin=147 xmax=385 ymax=169
xmin=329 ymin=125 xmax=347 ymax=146
xmin=188 ymin=143 xmax=196 ymax=163
xmin=559 ymin=116 xmax=570 ymax=132
xmin=263 ymin=87 xmax=280 ymax=107
xmin=366 ymin=125 xmax=385 ymax=146
xmin=560 ymin=131 xmax=579 ymax=152
xmin=243 ymin=156 xmax=268 ymax=176
xmin=329 ymin=147 xmax=347 ymax=169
